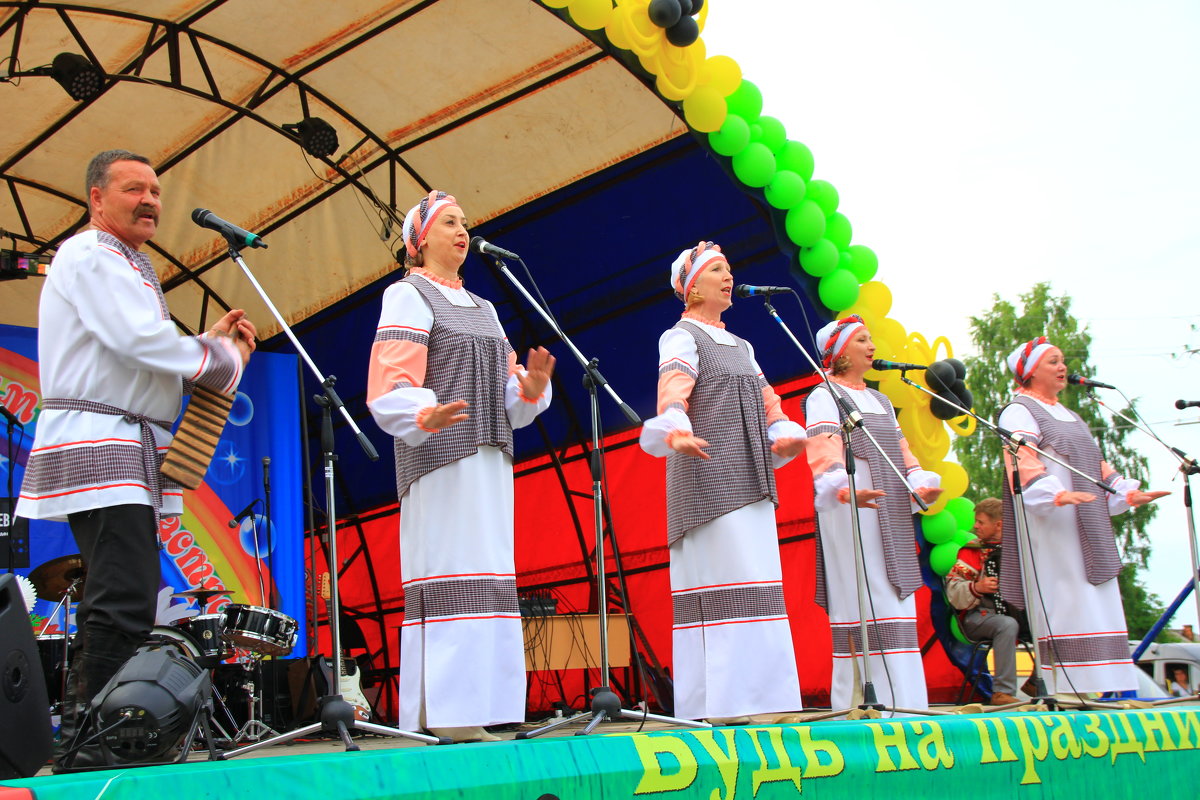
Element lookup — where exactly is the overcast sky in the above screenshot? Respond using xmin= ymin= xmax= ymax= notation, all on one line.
xmin=704 ymin=0 xmax=1200 ymax=629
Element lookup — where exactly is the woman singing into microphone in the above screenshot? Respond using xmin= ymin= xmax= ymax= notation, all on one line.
xmin=804 ymin=316 xmax=942 ymax=712
xmin=367 ymin=190 xmax=555 ymax=742
xmin=640 ymin=241 xmax=806 ymax=725
xmin=996 ymin=337 xmax=1166 ymax=695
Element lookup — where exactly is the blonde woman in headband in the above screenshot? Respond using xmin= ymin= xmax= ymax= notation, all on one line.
xmin=367 ymin=191 xmax=555 ymax=742
xmin=640 ymin=241 xmax=806 ymax=725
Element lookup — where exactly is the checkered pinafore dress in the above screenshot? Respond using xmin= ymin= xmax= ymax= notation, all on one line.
xmin=665 ymin=321 xmax=776 ymax=545
xmin=392 ymin=276 xmax=514 ymax=499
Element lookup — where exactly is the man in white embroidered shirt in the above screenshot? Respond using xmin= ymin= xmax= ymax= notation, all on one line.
xmin=16 ymin=150 xmax=256 ymax=769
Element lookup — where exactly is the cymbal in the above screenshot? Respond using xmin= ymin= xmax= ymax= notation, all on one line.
xmin=171 ymin=588 xmax=235 ymax=600
xmin=28 ymin=554 xmax=87 ymax=602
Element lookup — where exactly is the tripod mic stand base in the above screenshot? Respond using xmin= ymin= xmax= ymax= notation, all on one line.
xmin=217 ymin=695 xmax=448 ymax=759
xmin=517 ymin=686 xmax=711 ymax=739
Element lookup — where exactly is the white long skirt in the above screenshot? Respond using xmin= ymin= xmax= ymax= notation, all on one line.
xmin=397 ymin=446 xmax=525 ymax=730
xmin=670 ymin=499 xmax=802 ymax=720
xmin=1020 ymin=454 xmax=1141 ymax=694
xmin=818 ymin=493 xmax=929 ymax=714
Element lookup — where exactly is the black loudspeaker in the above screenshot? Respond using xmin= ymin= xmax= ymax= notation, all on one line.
xmin=0 ymin=573 xmax=52 ymax=777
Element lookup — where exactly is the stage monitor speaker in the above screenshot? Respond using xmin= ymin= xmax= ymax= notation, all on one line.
xmin=0 ymin=573 xmax=52 ymax=778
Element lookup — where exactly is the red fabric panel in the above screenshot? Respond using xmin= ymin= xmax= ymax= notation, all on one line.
xmin=309 ymin=374 xmax=963 ymax=720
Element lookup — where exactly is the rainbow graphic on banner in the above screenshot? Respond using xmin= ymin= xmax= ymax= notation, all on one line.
xmin=1 ymin=326 xmax=305 ymax=654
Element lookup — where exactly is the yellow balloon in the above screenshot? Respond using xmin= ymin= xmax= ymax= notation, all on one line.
xmin=569 ymin=0 xmax=613 ymax=30
xmin=638 ymin=50 xmax=659 ymax=75
xmin=543 ymin=0 xmax=570 ymax=8
xmin=857 ymin=281 xmax=892 ymax=317
xmin=605 ymin=4 xmax=632 ymax=49
xmin=683 ymin=85 xmax=726 ymax=132
xmin=877 ymin=318 xmax=907 ymax=352
xmin=624 ymin=4 xmax=661 ymax=56
xmin=702 ymin=56 xmax=743 ymax=96
xmin=938 ymin=461 xmax=969 ymax=500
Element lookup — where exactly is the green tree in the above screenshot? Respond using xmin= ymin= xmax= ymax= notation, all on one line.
xmin=953 ymin=282 xmax=1164 ymax=636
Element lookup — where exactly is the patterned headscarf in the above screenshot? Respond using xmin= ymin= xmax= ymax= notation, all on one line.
xmin=670 ymin=241 xmax=727 ymax=302
xmin=1006 ymin=337 xmax=1057 ymax=383
xmin=815 ymin=315 xmax=867 ymax=369
xmin=402 ymin=190 xmax=461 ymax=258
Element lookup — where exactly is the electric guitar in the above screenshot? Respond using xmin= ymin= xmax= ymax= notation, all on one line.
xmin=316 ymin=573 xmax=371 ymax=722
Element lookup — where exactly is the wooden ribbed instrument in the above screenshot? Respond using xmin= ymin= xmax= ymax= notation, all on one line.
xmin=160 ymin=384 xmax=234 ymax=489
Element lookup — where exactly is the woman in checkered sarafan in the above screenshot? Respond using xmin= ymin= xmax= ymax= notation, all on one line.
xmin=639 ymin=241 xmax=807 ymax=725
xmin=804 ymin=315 xmax=943 ymax=713
xmin=366 ymin=190 xmax=555 ymax=742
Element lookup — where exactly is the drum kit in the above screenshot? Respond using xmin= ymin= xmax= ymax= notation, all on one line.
xmin=28 ymin=555 xmax=299 ymax=746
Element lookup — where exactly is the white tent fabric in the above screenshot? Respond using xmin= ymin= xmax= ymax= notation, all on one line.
xmin=0 ymin=0 xmax=685 ymax=334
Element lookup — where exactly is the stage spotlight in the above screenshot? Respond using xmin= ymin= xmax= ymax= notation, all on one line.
xmin=1 ymin=52 xmax=104 ymax=101
xmin=91 ymin=642 xmax=209 ymax=764
xmin=282 ymin=116 xmax=339 ymax=158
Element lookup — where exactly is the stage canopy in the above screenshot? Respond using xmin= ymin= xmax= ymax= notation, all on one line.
xmin=0 ymin=0 xmax=977 ymax=711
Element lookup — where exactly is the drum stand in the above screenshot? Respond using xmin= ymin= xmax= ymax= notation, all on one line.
xmin=215 ymin=241 xmax=443 ymax=757
xmin=228 ymin=654 xmax=278 ymax=743
xmin=38 ymin=576 xmax=81 ymax=716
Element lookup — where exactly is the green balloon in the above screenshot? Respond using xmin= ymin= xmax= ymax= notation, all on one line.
xmin=776 ymin=140 xmax=814 ymax=182
xmin=847 ymin=244 xmax=878 ymax=282
xmin=838 ymin=251 xmax=853 ymax=274
xmin=921 ymin=511 xmax=958 ymax=545
xmin=725 ymin=79 xmax=763 ymax=123
xmin=930 ymin=541 xmax=961 ymax=576
xmin=806 ymin=179 xmax=839 ymax=216
xmin=765 ymin=170 xmax=806 ymax=209
xmin=784 ymin=200 xmax=825 ymax=247
xmin=817 ymin=268 xmax=859 ymax=311
xmin=756 ymin=115 xmax=787 ymax=153
xmin=708 ymin=113 xmax=750 ymax=157
xmin=825 ymin=212 xmax=853 ymax=249
xmin=954 ymin=530 xmax=977 ymax=547
xmin=949 ymin=614 xmax=970 ymax=644
xmin=798 ymin=238 xmax=839 ymax=277
xmin=944 ymin=496 xmax=976 ymax=531
xmin=731 ymin=142 xmax=775 ymax=188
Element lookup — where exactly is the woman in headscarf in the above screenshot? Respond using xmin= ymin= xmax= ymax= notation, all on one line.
xmin=996 ymin=337 xmax=1166 ymax=695
xmin=804 ymin=315 xmax=942 ymax=713
xmin=639 ymin=241 xmax=806 ymax=725
xmin=367 ymin=190 xmax=555 ymax=741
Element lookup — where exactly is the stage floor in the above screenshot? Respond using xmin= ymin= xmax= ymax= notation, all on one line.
xmin=8 ymin=699 xmax=1200 ymax=800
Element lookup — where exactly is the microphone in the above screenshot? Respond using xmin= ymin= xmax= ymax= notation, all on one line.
xmin=192 ymin=208 xmax=268 ymax=249
xmin=1067 ymin=374 xmax=1115 ymax=390
xmin=871 ymin=359 xmax=927 ymax=372
xmin=734 ymin=284 xmax=794 ymax=298
xmin=227 ymin=498 xmax=261 ymax=528
xmin=1176 ymin=399 xmax=1200 ymax=410
xmin=470 ymin=236 xmax=520 ymax=260
xmin=0 ymin=404 xmax=21 ymax=427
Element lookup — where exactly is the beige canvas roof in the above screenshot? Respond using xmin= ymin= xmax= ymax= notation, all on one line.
xmin=0 ymin=0 xmax=686 ymax=335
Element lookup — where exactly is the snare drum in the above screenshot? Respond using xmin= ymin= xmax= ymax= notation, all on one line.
xmin=222 ymin=604 xmax=297 ymax=656
xmin=174 ymin=614 xmax=233 ymax=667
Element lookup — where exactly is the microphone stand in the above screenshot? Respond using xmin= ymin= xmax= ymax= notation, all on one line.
xmin=212 ymin=240 xmax=444 ymax=757
xmin=1075 ymin=388 xmax=1200 ymax=654
xmin=478 ymin=253 xmax=706 ymax=737
xmin=3 ymin=414 xmax=17 ymax=572
xmin=900 ymin=377 xmax=1116 ymax=709
xmin=751 ymin=295 xmax=950 ymax=720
